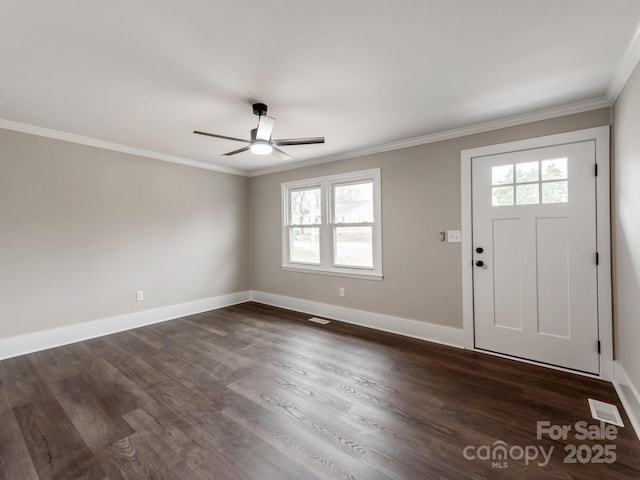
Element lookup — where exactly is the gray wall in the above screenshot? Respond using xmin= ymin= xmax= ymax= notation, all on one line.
xmin=0 ymin=129 xmax=250 ymax=338
xmin=0 ymin=107 xmax=613 ymax=342
xmin=250 ymin=108 xmax=611 ymax=329
xmin=613 ymin=64 xmax=640 ymax=391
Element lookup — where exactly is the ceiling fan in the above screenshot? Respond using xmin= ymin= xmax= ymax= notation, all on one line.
xmin=193 ymin=103 xmax=325 ymax=160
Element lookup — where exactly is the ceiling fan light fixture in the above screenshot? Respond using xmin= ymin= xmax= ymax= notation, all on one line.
xmin=250 ymin=140 xmax=273 ymax=155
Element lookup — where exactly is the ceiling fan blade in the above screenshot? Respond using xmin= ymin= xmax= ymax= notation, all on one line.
xmin=223 ymin=146 xmax=250 ymax=156
xmin=272 ymin=137 xmax=325 ymax=146
xmin=271 ymin=146 xmax=292 ymax=161
xmin=256 ymin=115 xmax=275 ymax=141
xmin=193 ymin=131 xmax=250 ymax=143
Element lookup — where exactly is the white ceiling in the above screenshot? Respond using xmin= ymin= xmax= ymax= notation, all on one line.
xmin=2 ymin=1 xmax=640 ymax=175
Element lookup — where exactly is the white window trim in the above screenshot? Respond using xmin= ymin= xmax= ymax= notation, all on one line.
xmin=281 ymin=168 xmax=383 ymax=279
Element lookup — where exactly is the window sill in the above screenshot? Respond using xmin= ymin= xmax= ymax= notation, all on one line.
xmin=282 ymin=265 xmax=384 ymax=281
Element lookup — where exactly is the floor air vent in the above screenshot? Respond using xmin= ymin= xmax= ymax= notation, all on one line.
xmin=588 ymin=398 xmax=624 ymax=427
xmin=308 ymin=317 xmax=330 ymax=325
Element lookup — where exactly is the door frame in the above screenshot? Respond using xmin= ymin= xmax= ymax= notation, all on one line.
xmin=460 ymin=126 xmax=613 ymax=380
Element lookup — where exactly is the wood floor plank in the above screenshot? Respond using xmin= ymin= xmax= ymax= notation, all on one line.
xmin=0 ymin=357 xmax=54 ymax=408
xmin=98 ymin=433 xmax=172 ymax=480
xmin=199 ymin=413 xmax=324 ymax=480
xmin=222 ymin=398 xmax=392 ymax=480
xmin=0 ymin=383 xmax=39 ymax=480
xmin=13 ymin=398 xmax=106 ymax=479
xmin=168 ymin=327 xmax=256 ymax=371
xmin=1 ymin=302 xmax=639 ymax=479
xmin=182 ymin=314 xmax=231 ymax=337
xmin=122 ymin=408 xmax=237 ymax=480
xmin=127 ymin=404 xmax=318 ymax=480
xmin=227 ymin=374 xmax=374 ymax=462
xmin=114 ymin=332 xmax=227 ymax=393
xmin=231 ymin=363 xmax=355 ymax=414
xmin=28 ymin=342 xmax=93 ymax=382
xmin=82 ymin=337 xmax=167 ymax=390
xmin=49 ymin=372 xmax=136 ymax=451
xmin=233 ymin=321 xmax=394 ymax=377
xmin=82 ymin=357 xmax=155 ymax=416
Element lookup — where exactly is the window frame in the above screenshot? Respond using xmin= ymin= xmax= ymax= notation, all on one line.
xmin=281 ymin=168 xmax=382 ymax=279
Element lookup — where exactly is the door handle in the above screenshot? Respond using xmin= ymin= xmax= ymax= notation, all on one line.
xmin=476 ymin=247 xmax=484 ymax=254
xmin=475 ymin=260 xmax=484 ymax=267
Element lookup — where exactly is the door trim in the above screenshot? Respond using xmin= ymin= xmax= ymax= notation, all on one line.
xmin=460 ymin=126 xmax=612 ymax=380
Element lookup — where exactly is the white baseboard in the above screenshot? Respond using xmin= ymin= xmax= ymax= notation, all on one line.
xmin=5 ymin=288 xmax=637 ymax=443
xmin=250 ymin=290 xmax=464 ymax=348
xmin=0 ymin=290 xmax=463 ymax=360
xmin=0 ymin=291 xmax=251 ymax=360
xmin=613 ymin=361 xmax=640 ymax=443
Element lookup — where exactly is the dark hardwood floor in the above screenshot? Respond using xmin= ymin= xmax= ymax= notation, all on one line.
xmin=1 ymin=302 xmax=639 ymax=479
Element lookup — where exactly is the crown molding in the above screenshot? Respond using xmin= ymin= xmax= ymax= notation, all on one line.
xmin=248 ymin=96 xmax=611 ymax=177
xmin=0 ymin=119 xmax=246 ymax=177
xmin=1 ymin=93 xmax=612 ymax=180
xmin=607 ymin=18 xmax=640 ymax=102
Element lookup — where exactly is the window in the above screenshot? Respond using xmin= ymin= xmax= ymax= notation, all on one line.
xmin=491 ymin=157 xmax=568 ymax=206
xmin=282 ymin=169 xmax=382 ymax=278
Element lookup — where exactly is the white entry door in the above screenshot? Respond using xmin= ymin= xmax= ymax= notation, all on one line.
xmin=472 ymin=141 xmax=599 ymax=374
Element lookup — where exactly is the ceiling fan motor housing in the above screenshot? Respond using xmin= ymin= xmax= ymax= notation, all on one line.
xmin=252 ymin=102 xmax=268 ymax=116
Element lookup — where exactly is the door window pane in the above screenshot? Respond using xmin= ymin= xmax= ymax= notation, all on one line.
xmin=334 ymin=226 xmax=373 ymax=267
xmin=541 ymin=158 xmax=568 ymax=180
xmin=290 ymin=188 xmax=321 ymax=225
xmin=290 ymin=227 xmax=320 ymax=263
xmin=542 ymin=181 xmax=569 ymax=203
xmin=516 ymin=184 xmax=539 ymax=205
xmin=516 ymin=162 xmax=539 ymax=183
xmin=334 ymin=182 xmax=374 ymax=223
xmin=492 ymin=165 xmax=513 ymax=185
xmin=492 ymin=186 xmax=514 ymax=206
xmin=491 ymin=158 xmax=569 ymax=207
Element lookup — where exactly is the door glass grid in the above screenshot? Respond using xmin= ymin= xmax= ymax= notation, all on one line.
xmin=491 ymin=158 xmax=568 ymax=206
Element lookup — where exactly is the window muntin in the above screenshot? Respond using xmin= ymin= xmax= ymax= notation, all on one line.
xmin=491 ymin=157 xmax=568 ymax=206
xmin=282 ymin=169 xmax=382 ymax=278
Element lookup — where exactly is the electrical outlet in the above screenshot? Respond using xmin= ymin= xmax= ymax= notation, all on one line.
xmin=339 ymin=287 xmax=345 ymax=297
xmin=136 ymin=290 xmax=144 ymax=302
